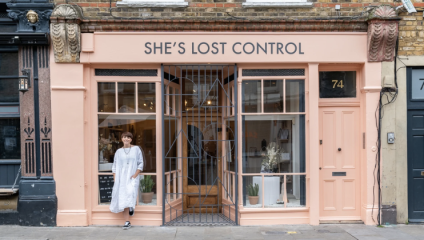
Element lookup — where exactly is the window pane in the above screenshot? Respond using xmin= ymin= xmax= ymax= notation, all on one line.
xmin=0 ymin=52 xmax=19 ymax=103
xmin=98 ymin=115 xmax=156 ymax=173
xmin=0 ymin=79 xmax=19 ymax=103
xmin=138 ymin=83 xmax=156 ymax=113
xmin=98 ymin=82 xmax=116 ymax=113
xmin=139 ymin=175 xmax=157 ymax=206
xmin=319 ymin=71 xmax=356 ymax=98
xmin=264 ymin=80 xmax=283 ymax=113
xmin=118 ymin=83 xmax=135 ymax=113
xmin=243 ymin=176 xmax=261 ymax=208
xmin=0 ymin=118 xmax=20 ymax=159
xmin=242 ymin=80 xmax=261 ymax=113
xmin=286 ymin=80 xmax=305 ymax=112
xmin=242 ymin=115 xmax=305 ymax=174
xmin=0 ymin=52 xmax=18 ymax=76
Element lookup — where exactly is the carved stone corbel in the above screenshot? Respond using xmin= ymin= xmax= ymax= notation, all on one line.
xmin=367 ymin=5 xmax=401 ymax=62
xmin=50 ymin=5 xmax=83 ymax=63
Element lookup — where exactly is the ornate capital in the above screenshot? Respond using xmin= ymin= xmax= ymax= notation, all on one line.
xmin=50 ymin=5 xmax=83 ymax=63
xmin=367 ymin=5 xmax=401 ymax=62
xmin=6 ymin=4 xmax=53 ymax=33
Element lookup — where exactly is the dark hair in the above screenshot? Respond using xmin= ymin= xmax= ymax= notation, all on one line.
xmin=121 ymin=132 xmax=133 ymax=139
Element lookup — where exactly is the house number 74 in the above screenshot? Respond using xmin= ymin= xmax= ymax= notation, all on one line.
xmin=332 ymin=80 xmax=344 ymax=88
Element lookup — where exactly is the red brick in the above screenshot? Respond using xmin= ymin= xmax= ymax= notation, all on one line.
xmin=216 ymin=3 xmax=223 ymax=7
xmin=98 ymin=3 xmax=109 ymax=7
xmin=350 ymin=3 xmax=362 ymax=7
xmin=224 ymin=3 xmax=237 ymax=7
xmin=202 ymin=3 xmax=215 ymax=7
xmin=77 ymin=3 xmax=89 ymax=7
xmin=414 ymin=3 xmax=424 ymax=7
xmin=90 ymin=3 xmax=98 ymax=7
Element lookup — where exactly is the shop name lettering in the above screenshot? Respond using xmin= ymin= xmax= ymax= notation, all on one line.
xmin=144 ymin=42 xmax=304 ymax=55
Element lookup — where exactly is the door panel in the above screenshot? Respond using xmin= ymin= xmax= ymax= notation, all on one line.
xmin=319 ymin=107 xmax=361 ymax=219
xmin=408 ymin=110 xmax=424 ymax=220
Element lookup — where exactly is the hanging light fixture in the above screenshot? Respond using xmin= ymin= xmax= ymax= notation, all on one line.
xmin=18 ymin=69 xmax=30 ymax=93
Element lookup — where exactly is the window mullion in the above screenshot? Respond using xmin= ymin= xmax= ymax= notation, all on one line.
xmin=261 ymin=79 xmax=264 ymax=113
xmin=115 ymin=82 xmax=118 ymax=113
xmin=283 ymin=79 xmax=286 ymax=113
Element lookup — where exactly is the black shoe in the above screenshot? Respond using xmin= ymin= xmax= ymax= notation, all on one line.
xmin=129 ymin=207 xmax=134 ymax=216
xmin=122 ymin=221 xmax=131 ymax=230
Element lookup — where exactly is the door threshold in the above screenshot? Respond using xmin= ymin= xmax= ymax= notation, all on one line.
xmin=320 ymin=220 xmax=364 ymax=224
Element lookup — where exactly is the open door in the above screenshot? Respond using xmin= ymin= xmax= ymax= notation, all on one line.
xmin=162 ymin=65 xmax=238 ymax=226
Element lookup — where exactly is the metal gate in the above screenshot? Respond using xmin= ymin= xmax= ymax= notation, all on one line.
xmin=161 ymin=65 xmax=238 ymax=226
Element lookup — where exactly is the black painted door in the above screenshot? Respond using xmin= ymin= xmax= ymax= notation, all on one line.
xmin=407 ymin=67 xmax=424 ymax=222
xmin=408 ymin=110 xmax=424 ymax=221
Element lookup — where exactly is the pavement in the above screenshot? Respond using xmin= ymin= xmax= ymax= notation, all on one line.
xmin=1 ymin=224 xmax=424 ymax=240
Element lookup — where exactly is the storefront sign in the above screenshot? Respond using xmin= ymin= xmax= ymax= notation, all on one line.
xmin=144 ymin=42 xmax=304 ymax=55
xmin=86 ymin=33 xmax=368 ymax=63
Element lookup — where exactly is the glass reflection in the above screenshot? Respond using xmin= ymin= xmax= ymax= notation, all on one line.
xmin=242 ymin=80 xmax=261 ymax=113
xmin=138 ymin=83 xmax=156 ymax=113
xmin=264 ymin=80 xmax=284 ymax=113
xmin=98 ymin=82 xmax=116 ymax=113
xmin=286 ymin=80 xmax=305 ymax=113
xmin=118 ymin=83 xmax=135 ymax=113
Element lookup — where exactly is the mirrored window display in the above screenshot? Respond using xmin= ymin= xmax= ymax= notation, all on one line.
xmin=98 ymin=115 xmax=156 ymax=173
xmin=319 ymin=71 xmax=356 ymax=98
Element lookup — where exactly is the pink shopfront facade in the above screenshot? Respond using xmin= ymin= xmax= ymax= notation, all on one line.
xmin=50 ymin=32 xmax=381 ymax=226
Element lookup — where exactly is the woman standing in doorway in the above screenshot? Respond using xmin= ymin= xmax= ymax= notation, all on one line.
xmin=110 ymin=132 xmax=144 ymax=230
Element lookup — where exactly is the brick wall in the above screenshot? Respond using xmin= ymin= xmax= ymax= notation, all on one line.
xmin=398 ymin=11 xmax=424 ymax=56
xmin=56 ymin=0 xmax=402 ymax=19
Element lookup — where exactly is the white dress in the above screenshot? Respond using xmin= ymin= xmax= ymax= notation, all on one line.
xmin=110 ymin=146 xmax=144 ymax=213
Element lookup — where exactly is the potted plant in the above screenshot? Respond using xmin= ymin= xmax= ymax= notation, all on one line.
xmin=139 ymin=175 xmax=155 ymax=203
xmin=261 ymin=142 xmax=280 ymax=173
xmin=247 ymin=183 xmax=259 ymax=205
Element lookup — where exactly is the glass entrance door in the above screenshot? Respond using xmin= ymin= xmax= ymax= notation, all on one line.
xmin=162 ymin=65 xmax=238 ymax=226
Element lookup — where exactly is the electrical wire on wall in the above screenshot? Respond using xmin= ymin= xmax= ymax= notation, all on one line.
xmin=372 ymin=38 xmax=401 ymax=226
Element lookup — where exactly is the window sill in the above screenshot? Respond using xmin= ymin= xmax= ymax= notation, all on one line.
xmin=117 ymin=1 xmax=188 ymax=8
xmin=242 ymin=2 xmax=313 ymax=8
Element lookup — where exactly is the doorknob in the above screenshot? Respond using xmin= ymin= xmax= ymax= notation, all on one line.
xmin=319 ymin=167 xmax=322 ymax=170
xmin=338 ymin=148 xmax=341 ymax=151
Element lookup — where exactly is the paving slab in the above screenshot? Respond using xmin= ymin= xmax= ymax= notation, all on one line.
xmin=1 ymin=224 xmax=424 ymax=240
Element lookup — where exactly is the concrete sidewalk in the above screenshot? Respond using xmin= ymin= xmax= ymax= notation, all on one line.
xmin=0 ymin=224 xmax=423 ymax=240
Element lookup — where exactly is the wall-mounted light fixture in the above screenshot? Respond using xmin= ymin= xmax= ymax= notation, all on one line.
xmin=18 ymin=69 xmax=31 ymax=93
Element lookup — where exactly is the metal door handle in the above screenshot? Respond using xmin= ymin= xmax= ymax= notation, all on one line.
xmin=338 ymin=148 xmax=341 ymax=151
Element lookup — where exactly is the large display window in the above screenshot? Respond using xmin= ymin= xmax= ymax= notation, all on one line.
xmin=241 ymin=76 xmax=306 ymax=209
xmin=97 ymin=81 xmax=160 ymax=206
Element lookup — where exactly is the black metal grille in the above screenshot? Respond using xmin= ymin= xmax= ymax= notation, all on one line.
xmin=95 ymin=69 xmax=157 ymax=76
xmin=162 ymin=65 xmax=238 ymax=226
xmin=242 ymin=69 xmax=305 ymax=76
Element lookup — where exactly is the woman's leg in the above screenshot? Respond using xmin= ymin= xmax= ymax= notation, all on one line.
xmin=123 ymin=208 xmax=130 ymax=222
